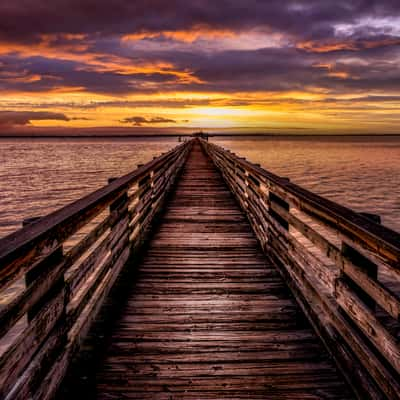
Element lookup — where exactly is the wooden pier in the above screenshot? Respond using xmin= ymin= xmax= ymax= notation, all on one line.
xmin=0 ymin=139 xmax=399 ymax=399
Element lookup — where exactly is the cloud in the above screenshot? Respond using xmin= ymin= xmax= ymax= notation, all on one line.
xmin=0 ymin=1 xmax=400 ymax=133
xmin=297 ymin=36 xmax=400 ymax=53
xmin=0 ymin=98 xmax=216 ymax=110
xmin=122 ymin=26 xmax=235 ymax=43
xmin=0 ymin=1 xmax=398 ymax=98
xmin=120 ymin=116 xmax=177 ymax=126
xmin=0 ymin=1 xmax=399 ymax=42
xmin=0 ymin=111 xmax=70 ymax=126
xmin=1 ymin=41 xmax=400 ymax=98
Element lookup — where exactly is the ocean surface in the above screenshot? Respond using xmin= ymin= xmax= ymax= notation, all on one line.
xmin=0 ymin=135 xmax=399 ymax=239
xmin=214 ymin=135 xmax=400 ymax=233
xmin=0 ymin=137 xmax=177 ymax=238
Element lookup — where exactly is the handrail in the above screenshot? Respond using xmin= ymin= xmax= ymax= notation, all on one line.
xmin=0 ymin=140 xmax=190 ymax=276
xmin=203 ymin=141 xmax=400 ymax=263
xmin=201 ymin=139 xmax=400 ymax=400
xmin=0 ymin=139 xmax=193 ymax=400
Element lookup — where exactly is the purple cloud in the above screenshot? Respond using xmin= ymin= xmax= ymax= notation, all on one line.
xmin=0 ymin=111 xmax=70 ymax=126
xmin=0 ymin=0 xmax=399 ymax=110
xmin=120 ymin=116 xmax=177 ymax=126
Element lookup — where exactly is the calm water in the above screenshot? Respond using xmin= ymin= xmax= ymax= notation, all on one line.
xmin=0 ymin=135 xmax=399 ymax=238
xmin=214 ymin=135 xmax=400 ymax=232
xmin=0 ymin=137 xmax=177 ymax=238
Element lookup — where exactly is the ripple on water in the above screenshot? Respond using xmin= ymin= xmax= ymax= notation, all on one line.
xmin=0 ymin=136 xmax=399 ymax=238
xmin=215 ymin=135 xmax=400 ymax=233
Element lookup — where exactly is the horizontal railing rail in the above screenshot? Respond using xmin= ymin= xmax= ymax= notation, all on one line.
xmin=0 ymin=139 xmax=193 ymax=400
xmin=201 ymin=139 xmax=400 ymax=400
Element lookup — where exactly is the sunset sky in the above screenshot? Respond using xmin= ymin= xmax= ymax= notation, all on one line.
xmin=1 ymin=1 xmax=400 ymax=135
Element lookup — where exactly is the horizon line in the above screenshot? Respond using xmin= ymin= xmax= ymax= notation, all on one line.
xmin=1 ymin=132 xmax=400 ymax=138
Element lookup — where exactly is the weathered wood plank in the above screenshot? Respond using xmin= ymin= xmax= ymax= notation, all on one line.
xmin=335 ymin=278 xmax=400 ymax=374
xmin=1 ymin=288 xmax=67 ymax=399
xmin=342 ymin=258 xmax=400 ymax=319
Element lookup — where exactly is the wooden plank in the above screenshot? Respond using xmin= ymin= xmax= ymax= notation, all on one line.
xmin=0 ymin=246 xmax=63 ymax=338
xmin=0 ymin=288 xmax=66 ymax=399
xmin=335 ymin=278 xmax=400 ymax=374
xmin=66 ymin=231 xmax=111 ymax=294
xmin=342 ymin=258 xmax=400 ymax=319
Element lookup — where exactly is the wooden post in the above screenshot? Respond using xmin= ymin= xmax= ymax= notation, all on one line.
xmin=108 ymin=177 xmax=130 ymax=252
xmin=20 ymin=215 xmax=68 ymax=397
xmin=22 ymin=217 xmax=65 ymax=321
xmin=269 ymin=192 xmax=289 ymax=230
xmin=337 ymin=213 xmax=381 ymax=311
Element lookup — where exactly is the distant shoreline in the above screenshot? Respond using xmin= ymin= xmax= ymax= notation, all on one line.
xmin=1 ymin=133 xmax=400 ymax=138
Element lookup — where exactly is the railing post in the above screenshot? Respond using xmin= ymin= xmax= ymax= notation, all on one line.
xmin=243 ymin=169 xmax=250 ymax=210
xmin=108 ymin=177 xmax=130 ymax=255
xmin=336 ymin=213 xmax=381 ymax=312
xmin=22 ymin=217 xmax=66 ymax=322
xmin=268 ymin=191 xmax=289 ymax=230
xmin=19 ymin=217 xmax=69 ymax=396
xmin=150 ymin=169 xmax=156 ymax=209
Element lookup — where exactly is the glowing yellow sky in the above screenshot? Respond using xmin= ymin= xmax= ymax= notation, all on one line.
xmin=3 ymin=88 xmax=399 ymax=134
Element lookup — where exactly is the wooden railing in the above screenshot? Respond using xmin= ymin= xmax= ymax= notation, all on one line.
xmin=0 ymin=139 xmax=192 ymax=400
xmin=201 ymin=140 xmax=400 ymax=400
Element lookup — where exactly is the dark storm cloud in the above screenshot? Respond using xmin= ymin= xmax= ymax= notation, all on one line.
xmin=120 ymin=116 xmax=177 ymax=126
xmin=0 ymin=54 xmax=185 ymax=94
xmin=0 ymin=0 xmax=399 ymax=42
xmin=2 ymin=43 xmax=400 ymax=96
xmin=132 ymin=46 xmax=400 ymax=94
xmin=0 ymin=1 xmax=399 ymax=98
xmin=0 ymin=111 xmax=70 ymax=126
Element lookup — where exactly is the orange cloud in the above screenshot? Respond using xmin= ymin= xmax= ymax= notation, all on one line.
xmin=0 ymin=70 xmax=43 ymax=83
xmin=327 ymin=71 xmax=350 ymax=79
xmin=298 ymin=40 xmax=357 ymax=52
xmin=312 ymin=62 xmax=350 ymax=79
xmin=0 ymin=35 xmax=203 ymax=89
xmin=75 ymin=55 xmax=203 ymax=84
xmin=123 ymin=25 xmax=235 ymax=43
xmin=312 ymin=62 xmax=333 ymax=70
xmin=298 ymin=38 xmax=400 ymax=53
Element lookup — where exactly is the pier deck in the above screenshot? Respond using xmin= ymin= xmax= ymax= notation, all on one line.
xmin=67 ymin=143 xmax=353 ymax=399
xmin=1 ymin=139 xmax=399 ymax=400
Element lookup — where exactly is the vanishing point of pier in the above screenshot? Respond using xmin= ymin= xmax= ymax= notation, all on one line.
xmin=0 ymin=139 xmax=399 ymax=399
